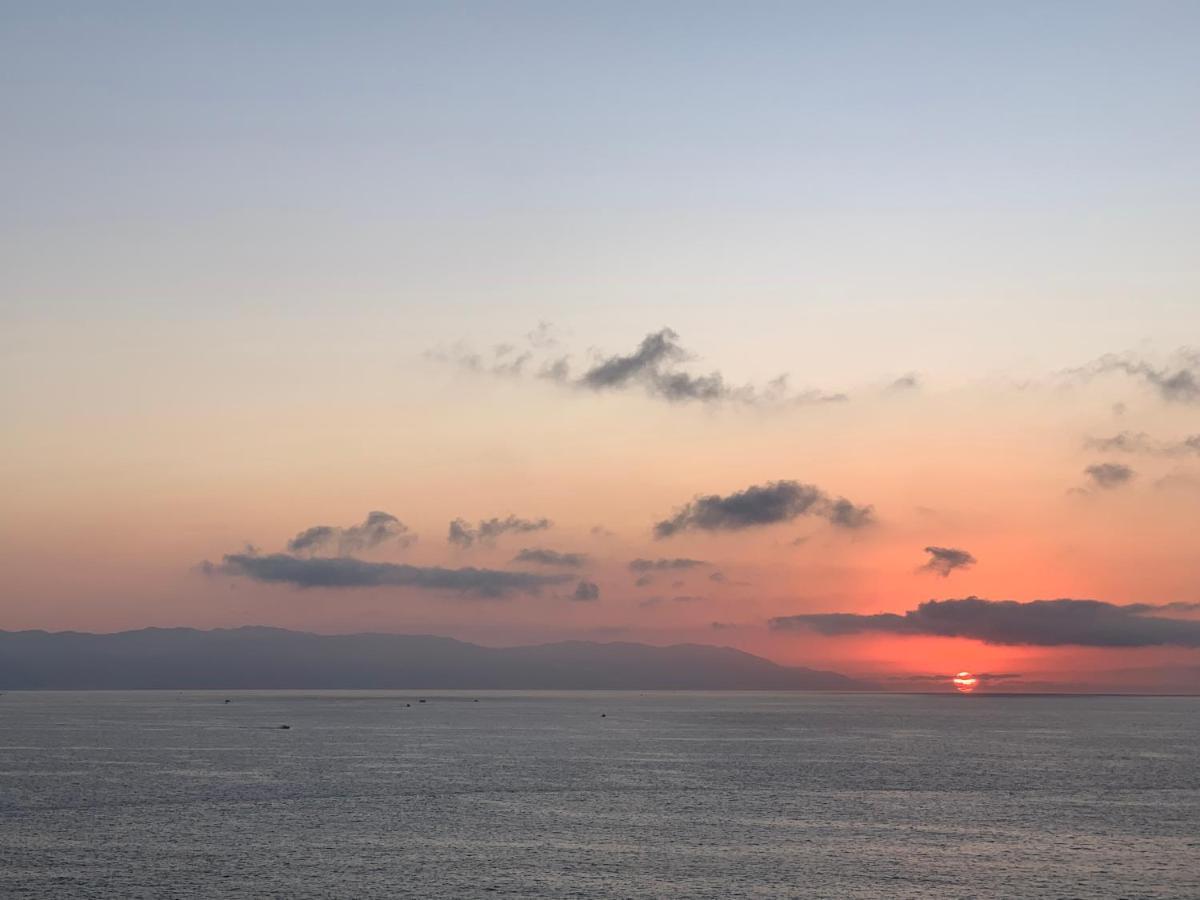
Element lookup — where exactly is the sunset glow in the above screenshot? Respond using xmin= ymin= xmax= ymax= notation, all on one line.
xmin=2 ymin=2 xmax=1199 ymax=695
xmin=952 ymin=672 xmax=979 ymax=693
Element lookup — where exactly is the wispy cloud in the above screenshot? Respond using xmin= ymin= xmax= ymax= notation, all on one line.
xmin=1085 ymin=431 xmax=1200 ymax=457
xmin=448 ymin=515 xmax=552 ymax=548
xmin=1069 ymin=349 xmax=1200 ymax=404
xmin=432 ymin=326 xmax=846 ymax=409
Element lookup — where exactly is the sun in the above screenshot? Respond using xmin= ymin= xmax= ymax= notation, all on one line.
xmin=952 ymin=671 xmax=978 ymax=693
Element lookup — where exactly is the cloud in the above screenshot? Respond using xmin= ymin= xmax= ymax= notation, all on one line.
xmin=577 ymin=329 xmax=848 ymax=406
xmin=512 ymin=548 xmax=588 ymax=568
xmin=920 ymin=546 xmax=977 ymax=577
xmin=769 ymin=597 xmax=1200 ymax=647
xmin=709 ymin=571 xmax=727 ymax=583
xmin=710 ymin=621 xmax=741 ymax=631
xmin=572 ymin=580 xmax=600 ymax=602
xmin=433 ymin=326 xmax=846 ymax=408
xmin=653 ymin=480 xmax=874 ymax=538
xmin=1071 ymin=350 xmax=1200 ymax=404
xmin=287 ymin=511 xmax=415 ymax=555
xmin=891 ymin=672 xmax=1023 ymax=687
xmin=448 ymin=515 xmax=552 ymax=548
xmin=1084 ymin=462 xmax=1135 ymax=489
xmin=580 ymin=328 xmax=686 ymax=391
xmin=628 ymin=557 xmax=709 ymax=572
xmin=1085 ymin=431 xmax=1200 ymax=457
xmin=634 ymin=575 xmax=654 ymax=587
xmin=888 ymin=373 xmax=921 ymax=392
xmin=211 ymin=553 xmax=573 ymax=598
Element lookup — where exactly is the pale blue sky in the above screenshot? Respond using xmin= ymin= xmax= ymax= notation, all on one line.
xmin=3 ymin=1 xmax=1199 ymax=385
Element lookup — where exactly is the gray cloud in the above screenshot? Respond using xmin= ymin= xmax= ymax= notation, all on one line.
xmin=435 ymin=326 xmax=846 ymax=408
xmin=512 ymin=548 xmax=588 ymax=568
xmin=448 ymin=515 xmax=553 ymax=548
xmin=628 ymin=557 xmax=709 ymax=572
xmin=770 ymin=597 xmax=1200 ymax=647
xmin=653 ymin=480 xmax=874 ymax=538
xmin=892 ymin=672 xmax=1022 ymax=686
xmin=634 ymin=575 xmax=654 ymax=587
xmin=1085 ymin=431 xmax=1200 ymax=457
xmin=287 ymin=511 xmax=415 ymax=555
xmin=572 ymin=580 xmax=600 ymax=602
xmin=212 ymin=553 xmax=572 ymax=598
xmin=1072 ymin=350 xmax=1200 ymax=404
xmin=1084 ymin=462 xmax=1135 ymax=489
xmin=709 ymin=571 xmax=727 ymax=583
xmin=888 ymin=373 xmax=921 ymax=392
xmin=920 ymin=546 xmax=977 ymax=577
xmin=580 ymin=328 xmax=685 ymax=391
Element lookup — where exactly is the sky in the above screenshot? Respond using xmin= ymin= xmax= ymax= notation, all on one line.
xmin=3 ymin=1 xmax=1200 ymax=691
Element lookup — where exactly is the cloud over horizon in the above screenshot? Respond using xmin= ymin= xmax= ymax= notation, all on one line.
xmin=653 ymin=480 xmax=874 ymax=538
xmin=770 ymin=597 xmax=1200 ymax=647
xmin=209 ymin=553 xmax=572 ymax=598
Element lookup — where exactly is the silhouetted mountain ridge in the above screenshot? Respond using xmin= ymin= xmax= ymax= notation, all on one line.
xmin=0 ymin=626 xmax=869 ymax=690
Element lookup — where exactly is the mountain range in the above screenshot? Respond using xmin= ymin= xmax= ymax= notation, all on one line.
xmin=0 ymin=626 xmax=869 ymax=690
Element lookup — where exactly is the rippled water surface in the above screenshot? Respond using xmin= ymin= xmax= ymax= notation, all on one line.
xmin=1 ymin=691 xmax=1197 ymax=898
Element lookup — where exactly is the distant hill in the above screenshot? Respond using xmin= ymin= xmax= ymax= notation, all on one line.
xmin=0 ymin=627 xmax=869 ymax=690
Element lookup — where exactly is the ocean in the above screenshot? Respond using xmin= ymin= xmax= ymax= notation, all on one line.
xmin=1 ymin=691 xmax=1197 ymax=898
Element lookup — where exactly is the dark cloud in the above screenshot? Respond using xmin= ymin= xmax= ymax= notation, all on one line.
xmin=1084 ymin=462 xmax=1135 ymax=489
xmin=628 ymin=557 xmax=709 ymax=572
xmin=512 ymin=548 xmax=588 ymax=568
xmin=634 ymin=575 xmax=654 ymax=587
xmin=769 ymin=597 xmax=1200 ymax=647
xmin=448 ymin=515 xmax=552 ymax=548
xmin=572 ymin=580 xmax=600 ymax=602
xmin=580 ymin=328 xmax=686 ymax=391
xmin=1073 ymin=351 xmax=1200 ymax=404
xmin=287 ymin=511 xmax=415 ymax=555
xmin=653 ymin=480 xmax=874 ymax=538
xmin=212 ymin=553 xmax=572 ymax=598
xmin=1085 ymin=431 xmax=1200 ymax=457
xmin=892 ymin=672 xmax=1022 ymax=687
xmin=436 ymin=326 xmax=846 ymax=408
xmin=920 ymin=546 xmax=977 ymax=577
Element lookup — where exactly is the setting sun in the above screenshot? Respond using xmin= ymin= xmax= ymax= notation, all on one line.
xmin=953 ymin=672 xmax=979 ymax=693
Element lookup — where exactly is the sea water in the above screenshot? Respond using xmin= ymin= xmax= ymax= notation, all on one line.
xmin=1 ymin=691 xmax=1197 ymax=898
